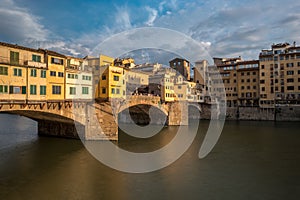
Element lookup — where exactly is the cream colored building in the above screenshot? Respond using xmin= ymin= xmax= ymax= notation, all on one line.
xmin=124 ymin=69 xmax=149 ymax=96
xmin=65 ymin=57 xmax=93 ymax=100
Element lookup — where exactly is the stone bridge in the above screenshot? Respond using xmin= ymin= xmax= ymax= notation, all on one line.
xmin=0 ymin=96 xmax=202 ymax=140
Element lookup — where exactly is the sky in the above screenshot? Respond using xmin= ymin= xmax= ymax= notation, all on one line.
xmin=1 ymin=0 xmax=300 ymax=63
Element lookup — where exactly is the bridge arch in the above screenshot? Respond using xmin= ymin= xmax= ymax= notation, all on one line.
xmin=0 ymin=101 xmax=87 ymax=139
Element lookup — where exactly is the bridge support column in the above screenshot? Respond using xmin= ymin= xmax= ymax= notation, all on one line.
xmin=168 ymin=101 xmax=188 ymax=125
xmin=85 ymin=103 xmax=118 ymax=140
xmin=37 ymin=120 xmax=84 ymax=139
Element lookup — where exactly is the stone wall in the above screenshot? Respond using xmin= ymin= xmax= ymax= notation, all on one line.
xmin=275 ymin=106 xmax=300 ymax=121
xmin=37 ymin=120 xmax=82 ymax=139
xmin=200 ymin=104 xmax=300 ymax=121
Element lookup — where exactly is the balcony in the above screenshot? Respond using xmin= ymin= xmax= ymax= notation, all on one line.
xmin=25 ymin=60 xmax=46 ymax=68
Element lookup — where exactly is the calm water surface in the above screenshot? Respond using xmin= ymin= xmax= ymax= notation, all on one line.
xmin=0 ymin=113 xmax=300 ymax=200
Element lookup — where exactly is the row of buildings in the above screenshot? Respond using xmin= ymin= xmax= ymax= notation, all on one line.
xmin=0 ymin=41 xmax=202 ymax=103
xmin=0 ymin=41 xmax=299 ymax=108
xmin=0 ymin=42 xmax=93 ymax=102
xmin=193 ymin=42 xmax=300 ymax=108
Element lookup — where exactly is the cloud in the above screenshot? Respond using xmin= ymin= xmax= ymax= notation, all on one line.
xmin=114 ymin=5 xmax=132 ymax=30
xmin=0 ymin=0 xmax=49 ymax=42
xmin=145 ymin=6 xmax=158 ymax=26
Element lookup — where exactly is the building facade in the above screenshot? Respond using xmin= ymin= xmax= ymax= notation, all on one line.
xmin=65 ymin=57 xmax=93 ymax=100
xmin=259 ymin=43 xmax=300 ymax=107
xmin=169 ymin=58 xmax=191 ymax=81
xmin=0 ymin=42 xmax=47 ymax=101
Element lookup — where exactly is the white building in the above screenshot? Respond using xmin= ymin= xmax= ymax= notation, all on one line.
xmin=65 ymin=57 xmax=93 ymax=100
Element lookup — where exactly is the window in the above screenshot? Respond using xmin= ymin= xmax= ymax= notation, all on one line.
xmin=13 ymin=68 xmax=22 ymax=76
xmin=253 ymin=86 xmax=256 ymax=89
xmin=82 ymin=87 xmax=89 ymax=94
xmin=102 ymin=75 xmax=106 ymax=80
xmin=241 ymin=86 xmax=244 ymax=90
xmin=51 ymin=57 xmax=63 ymax=65
xmin=30 ymin=69 xmax=37 ymax=77
xmin=83 ymin=75 xmax=92 ymax=80
xmin=10 ymin=51 xmax=19 ymax=65
xmin=70 ymin=87 xmax=76 ymax=95
xmin=298 ymin=62 xmax=300 ymax=66
xmin=261 ymin=65 xmax=265 ymax=69
xmin=287 ymin=78 xmax=294 ymax=83
xmin=247 ymin=86 xmax=250 ymax=90
xmin=9 ymin=86 xmax=26 ymax=94
xmin=102 ymin=88 xmax=106 ymax=94
xmin=113 ymin=75 xmax=119 ymax=81
xmin=287 ymin=71 xmax=294 ymax=75
xmin=247 ymin=72 xmax=250 ymax=76
xmin=0 ymin=66 xmax=8 ymax=75
xmin=241 ymin=79 xmax=244 ymax=83
xmin=262 ymin=87 xmax=265 ymax=91
xmin=178 ymin=85 xmax=182 ymax=89
xmin=111 ymin=88 xmax=115 ymax=94
xmin=52 ymin=85 xmax=61 ymax=94
xmin=253 ymin=79 xmax=256 ymax=82
xmin=261 ymin=72 xmax=265 ymax=76
xmin=30 ymin=85 xmax=37 ymax=95
xmin=241 ymin=72 xmax=244 ymax=76
xmin=50 ymin=71 xmax=56 ymax=76
xmin=253 ymin=72 xmax=256 ymax=75
xmin=40 ymin=86 xmax=46 ymax=95
xmin=287 ymin=86 xmax=294 ymax=91
xmin=116 ymin=88 xmax=120 ymax=94
xmin=41 ymin=70 xmax=46 ymax=78
xmin=58 ymin=72 xmax=64 ymax=77
xmin=287 ymin=63 xmax=294 ymax=68
xmin=0 ymin=85 xmax=8 ymax=93
xmin=247 ymin=79 xmax=250 ymax=82
xmin=32 ymin=54 xmax=41 ymax=62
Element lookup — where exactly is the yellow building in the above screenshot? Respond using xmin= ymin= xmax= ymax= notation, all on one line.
xmin=89 ymin=54 xmax=126 ymax=100
xmin=0 ymin=42 xmax=47 ymax=101
xmin=41 ymin=50 xmax=66 ymax=100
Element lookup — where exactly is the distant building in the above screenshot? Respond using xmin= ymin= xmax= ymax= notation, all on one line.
xmin=213 ymin=57 xmax=259 ymax=107
xmin=114 ymin=57 xmax=135 ymax=68
xmin=259 ymin=42 xmax=300 ymax=107
xmin=131 ymin=63 xmax=162 ymax=74
xmin=169 ymin=58 xmax=191 ymax=81
xmin=124 ymin=69 xmax=149 ymax=96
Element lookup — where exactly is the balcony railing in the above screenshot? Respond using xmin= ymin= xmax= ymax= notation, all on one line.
xmin=24 ymin=60 xmax=46 ymax=68
xmin=0 ymin=56 xmax=46 ymax=68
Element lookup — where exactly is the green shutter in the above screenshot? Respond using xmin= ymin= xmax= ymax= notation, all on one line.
xmin=22 ymin=86 xmax=26 ymax=94
xmin=9 ymin=86 xmax=13 ymax=94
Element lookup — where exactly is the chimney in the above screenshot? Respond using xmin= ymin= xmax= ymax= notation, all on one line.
xmin=293 ymin=41 xmax=296 ymax=47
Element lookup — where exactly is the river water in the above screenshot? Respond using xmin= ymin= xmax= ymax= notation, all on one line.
xmin=0 ymin=113 xmax=300 ymax=199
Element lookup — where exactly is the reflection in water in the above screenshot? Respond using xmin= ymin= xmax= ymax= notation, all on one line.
xmin=0 ymin=114 xmax=300 ymax=199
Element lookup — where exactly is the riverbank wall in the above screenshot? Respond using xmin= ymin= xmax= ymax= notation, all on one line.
xmin=199 ymin=104 xmax=300 ymax=121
